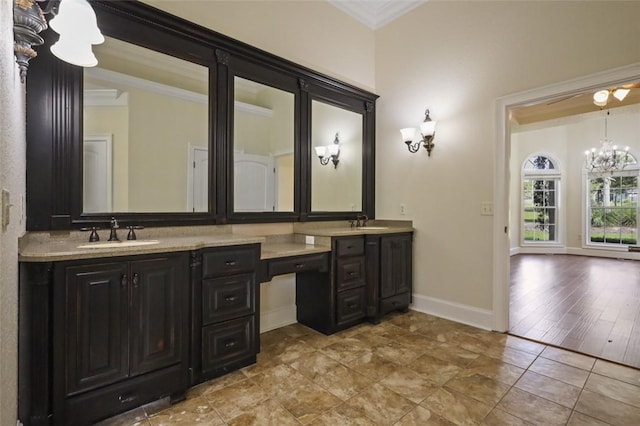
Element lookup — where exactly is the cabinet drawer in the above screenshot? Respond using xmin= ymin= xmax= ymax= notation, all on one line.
xmin=202 ymin=246 xmax=258 ymax=278
xmin=202 ymin=316 xmax=255 ymax=374
xmin=336 ymin=256 xmax=365 ymax=291
xmin=335 ymin=237 xmax=364 ymax=257
xmin=202 ymin=274 xmax=254 ymax=325
xmin=266 ymin=253 xmax=328 ymax=280
xmin=336 ymin=288 xmax=366 ymax=325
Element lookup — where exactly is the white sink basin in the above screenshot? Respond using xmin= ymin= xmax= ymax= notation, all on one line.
xmin=77 ymin=240 xmax=160 ymax=249
xmin=356 ymin=226 xmax=389 ymax=230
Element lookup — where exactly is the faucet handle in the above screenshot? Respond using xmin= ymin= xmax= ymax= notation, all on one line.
xmin=126 ymin=225 xmax=144 ymax=241
xmin=80 ymin=227 xmax=101 ymax=242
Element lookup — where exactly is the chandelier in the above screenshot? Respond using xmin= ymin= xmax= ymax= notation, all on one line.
xmin=584 ymin=111 xmax=630 ymax=176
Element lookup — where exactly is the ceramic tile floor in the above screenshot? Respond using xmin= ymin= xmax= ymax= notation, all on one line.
xmin=98 ymin=311 xmax=640 ymax=426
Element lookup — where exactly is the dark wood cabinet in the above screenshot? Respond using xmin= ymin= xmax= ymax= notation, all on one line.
xmin=296 ymin=236 xmax=367 ymax=334
xmin=366 ymin=233 xmax=413 ymax=322
xmin=296 ymin=232 xmax=413 ymax=335
xmin=191 ymin=244 xmax=260 ymax=385
xmin=19 ymin=252 xmax=190 ymax=426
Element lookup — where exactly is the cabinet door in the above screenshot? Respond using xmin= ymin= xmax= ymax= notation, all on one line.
xmin=380 ymin=235 xmax=412 ymax=299
xmin=130 ymin=255 xmax=187 ymax=376
xmin=64 ymin=262 xmax=129 ymax=395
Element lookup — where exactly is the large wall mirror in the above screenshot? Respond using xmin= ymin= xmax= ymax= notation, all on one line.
xmin=25 ymin=1 xmax=377 ymax=230
xmin=233 ymin=77 xmax=295 ymax=213
xmin=311 ymin=100 xmax=363 ymax=212
xmin=84 ymin=36 xmax=209 ymax=213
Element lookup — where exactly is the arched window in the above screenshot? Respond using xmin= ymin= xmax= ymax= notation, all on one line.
xmin=586 ymin=152 xmax=639 ymax=247
xmin=522 ymin=154 xmax=560 ymax=244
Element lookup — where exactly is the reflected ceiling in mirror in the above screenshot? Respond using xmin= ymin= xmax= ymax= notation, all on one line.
xmin=311 ymin=100 xmax=363 ymax=212
xmin=83 ymin=36 xmax=209 ymax=213
xmin=233 ymin=77 xmax=295 ymax=212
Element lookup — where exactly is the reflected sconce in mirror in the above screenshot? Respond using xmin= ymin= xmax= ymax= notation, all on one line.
xmin=401 ymin=109 xmax=437 ymax=156
xmin=315 ymin=133 xmax=340 ymax=168
xmin=13 ymin=0 xmax=104 ymax=83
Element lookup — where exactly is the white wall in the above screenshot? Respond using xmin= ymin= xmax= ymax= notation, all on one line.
xmin=0 ymin=1 xmax=27 ymax=423
xmin=375 ymin=1 xmax=640 ymax=328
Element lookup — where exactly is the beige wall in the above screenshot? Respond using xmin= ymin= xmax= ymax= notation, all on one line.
xmin=1 ymin=0 xmax=26 ymax=423
xmin=375 ymin=1 xmax=640 ymax=318
xmin=142 ymin=0 xmax=376 ymax=92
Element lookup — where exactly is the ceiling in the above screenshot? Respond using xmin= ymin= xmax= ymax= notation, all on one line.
xmin=327 ymin=0 xmax=425 ymax=29
xmin=512 ymin=83 xmax=640 ymax=125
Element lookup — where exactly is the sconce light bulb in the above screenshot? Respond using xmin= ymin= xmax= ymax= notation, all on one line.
xmin=49 ymin=0 xmax=104 ymax=45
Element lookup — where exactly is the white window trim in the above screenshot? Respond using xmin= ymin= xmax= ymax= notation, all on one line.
xmin=520 ymin=153 xmax=563 ymax=247
xmin=583 ymin=161 xmax=640 ymax=250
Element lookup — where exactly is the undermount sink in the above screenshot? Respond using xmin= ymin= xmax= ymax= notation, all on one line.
xmin=355 ymin=226 xmax=389 ymax=230
xmin=77 ymin=240 xmax=160 ymax=249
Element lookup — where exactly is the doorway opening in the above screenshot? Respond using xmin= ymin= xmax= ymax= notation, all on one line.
xmin=494 ymin=63 xmax=640 ymax=368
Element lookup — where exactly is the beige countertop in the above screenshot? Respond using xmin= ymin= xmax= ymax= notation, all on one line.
xmin=18 ymin=221 xmax=413 ymax=262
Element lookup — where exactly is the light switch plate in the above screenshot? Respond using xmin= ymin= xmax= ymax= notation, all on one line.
xmin=481 ymin=201 xmax=494 ymax=216
xmin=2 ymin=189 xmax=11 ymax=229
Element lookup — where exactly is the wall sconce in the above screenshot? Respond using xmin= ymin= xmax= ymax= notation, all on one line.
xmin=13 ymin=0 xmax=104 ymax=83
xmin=400 ymin=109 xmax=437 ymax=156
xmin=315 ymin=133 xmax=340 ymax=168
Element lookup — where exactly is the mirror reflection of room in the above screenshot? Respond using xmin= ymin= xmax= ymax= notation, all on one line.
xmin=233 ymin=77 xmax=295 ymax=212
xmin=311 ymin=100 xmax=363 ymax=212
xmin=83 ymin=36 xmax=209 ymax=214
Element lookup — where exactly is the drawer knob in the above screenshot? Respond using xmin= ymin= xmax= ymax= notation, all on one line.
xmin=295 ymin=263 xmax=304 ymax=269
xmin=347 ymin=303 xmax=359 ymax=309
xmin=118 ymin=394 xmax=137 ymax=404
xmin=224 ymin=340 xmax=237 ymax=349
xmin=225 ymin=260 xmax=237 ymax=266
xmin=225 ymin=295 xmax=237 ymax=302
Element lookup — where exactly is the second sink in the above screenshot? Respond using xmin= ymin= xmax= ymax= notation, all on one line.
xmin=77 ymin=240 xmax=160 ymax=249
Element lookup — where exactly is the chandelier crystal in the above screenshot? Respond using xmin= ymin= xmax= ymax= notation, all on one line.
xmin=584 ymin=111 xmax=631 ymax=176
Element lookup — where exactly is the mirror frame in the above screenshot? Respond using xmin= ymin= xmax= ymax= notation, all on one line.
xmin=25 ymin=0 xmax=377 ymax=230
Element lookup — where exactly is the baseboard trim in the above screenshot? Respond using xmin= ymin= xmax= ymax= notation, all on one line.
xmin=513 ymin=246 xmax=640 ymax=260
xmin=410 ymin=294 xmax=494 ymax=331
xmin=510 ymin=247 xmax=520 ymax=256
xmin=260 ymin=305 xmax=297 ymax=333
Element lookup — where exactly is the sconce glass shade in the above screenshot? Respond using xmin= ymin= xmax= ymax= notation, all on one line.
xmin=327 ymin=144 xmax=340 ymax=156
xmin=49 ymin=0 xmax=104 ymax=44
xmin=51 ymin=36 xmax=98 ymax=67
xmin=419 ymin=120 xmax=436 ymax=137
xmin=315 ymin=146 xmax=327 ymax=157
xmin=400 ymin=128 xmax=416 ymax=142
xmin=593 ymin=90 xmax=609 ymax=107
xmin=613 ymin=88 xmax=630 ymax=102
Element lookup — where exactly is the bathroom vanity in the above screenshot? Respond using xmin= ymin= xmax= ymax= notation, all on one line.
xmin=18 ymin=224 xmax=412 ymax=425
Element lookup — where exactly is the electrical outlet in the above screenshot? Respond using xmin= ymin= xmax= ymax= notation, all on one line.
xmin=305 ymin=235 xmax=315 ymax=245
xmin=400 ymin=204 xmax=406 ymax=215
xmin=481 ymin=202 xmax=493 ymax=216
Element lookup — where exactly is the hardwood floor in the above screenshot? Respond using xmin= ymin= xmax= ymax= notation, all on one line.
xmin=510 ymin=254 xmax=640 ymax=369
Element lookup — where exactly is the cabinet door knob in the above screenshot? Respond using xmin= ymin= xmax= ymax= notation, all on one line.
xmin=118 ymin=394 xmax=136 ymax=404
xmin=132 ymin=273 xmax=139 ymax=288
xmin=121 ymin=274 xmax=128 ymax=288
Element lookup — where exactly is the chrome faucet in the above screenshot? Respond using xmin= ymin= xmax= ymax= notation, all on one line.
xmin=108 ymin=217 xmax=120 ymax=241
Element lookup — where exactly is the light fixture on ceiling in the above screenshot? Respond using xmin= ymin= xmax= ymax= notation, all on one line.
xmin=400 ymin=109 xmax=437 ymax=155
xmin=13 ymin=0 xmax=104 ymax=83
xmin=315 ymin=133 xmax=340 ymax=168
xmin=593 ymin=87 xmax=631 ymax=107
xmin=585 ymin=110 xmax=631 ymax=176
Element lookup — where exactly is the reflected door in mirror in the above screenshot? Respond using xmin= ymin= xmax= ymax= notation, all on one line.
xmin=83 ymin=36 xmax=209 ymax=214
